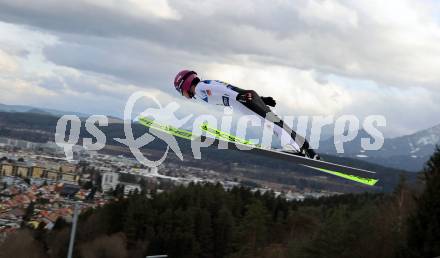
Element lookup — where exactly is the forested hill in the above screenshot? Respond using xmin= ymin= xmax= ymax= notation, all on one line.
xmin=1 ymin=154 xmax=440 ymax=258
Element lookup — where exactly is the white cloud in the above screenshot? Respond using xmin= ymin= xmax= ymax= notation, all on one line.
xmin=299 ymin=0 xmax=359 ymax=29
xmin=89 ymin=0 xmax=180 ymax=20
xmin=0 ymin=77 xmax=57 ymax=103
xmin=0 ymin=49 xmax=18 ymax=73
xmin=1 ymin=0 xmax=439 ymax=89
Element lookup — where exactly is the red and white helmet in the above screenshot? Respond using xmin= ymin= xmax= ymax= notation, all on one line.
xmin=174 ymin=70 xmax=199 ymax=95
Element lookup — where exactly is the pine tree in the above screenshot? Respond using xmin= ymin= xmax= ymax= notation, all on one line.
xmin=213 ymin=206 xmax=234 ymax=258
xmin=406 ymin=146 xmax=440 ymax=257
xmin=235 ymin=200 xmax=270 ymax=257
xmin=168 ymin=208 xmax=198 ymax=258
xmin=123 ymin=195 xmax=153 ymax=247
xmin=195 ymin=208 xmax=214 ymax=258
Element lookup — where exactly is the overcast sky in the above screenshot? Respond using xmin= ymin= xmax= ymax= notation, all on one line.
xmin=0 ymin=0 xmax=439 ymax=137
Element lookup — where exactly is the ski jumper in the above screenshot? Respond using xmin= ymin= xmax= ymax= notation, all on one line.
xmin=193 ymin=80 xmax=314 ymax=155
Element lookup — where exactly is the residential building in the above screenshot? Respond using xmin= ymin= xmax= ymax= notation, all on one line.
xmin=60 ymin=164 xmax=76 ymax=173
xmin=31 ymin=167 xmax=44 ymax=178
xmin=123 ymin=184 xmax=141 ymax=195
xmin=60 ymin=173 xmax=79 ymax=183
xmin=16 ymin=166 xmax=29 ymax=178
xmin=101 ymin=172 xmax=119 ymax=193
xmin=46 ymin=171 xmax=59 ymax=181
xmin=1 ymin=164 xmax=13 ymax=176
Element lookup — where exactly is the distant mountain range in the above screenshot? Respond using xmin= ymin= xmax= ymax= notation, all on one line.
xmin=319 ymin=124 xmax=440 ymax=172
xmin=0 ymin=103 xmax=123 ymax=123
xmin=0 ymin=103 xmax=90 ymax=118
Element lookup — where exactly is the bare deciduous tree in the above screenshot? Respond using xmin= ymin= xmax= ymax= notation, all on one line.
xmin=80 ymin=233 xmax=128 ymax=258
xmin=0 ymin=230 xmax=46 ymax=258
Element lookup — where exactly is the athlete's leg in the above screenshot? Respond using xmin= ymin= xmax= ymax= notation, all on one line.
xmin=229 ymin=86 xmax=318 ymax=158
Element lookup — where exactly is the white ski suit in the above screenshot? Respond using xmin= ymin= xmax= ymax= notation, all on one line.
xmin=193 ymin=80 xmax=313 ymax=154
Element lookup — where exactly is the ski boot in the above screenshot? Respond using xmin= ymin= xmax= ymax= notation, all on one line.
xmin=305 ymin=148 xmax=320 ymax=160
xmin=281 ymin=144 xmax=308 ymax=157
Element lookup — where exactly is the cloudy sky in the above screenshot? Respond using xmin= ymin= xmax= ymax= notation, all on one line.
xmin=0 ymin=0 xmax=439 ymax=137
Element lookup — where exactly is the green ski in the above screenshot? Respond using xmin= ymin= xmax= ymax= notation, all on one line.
xmin=138 ymin=117 xmax=379 ymax=186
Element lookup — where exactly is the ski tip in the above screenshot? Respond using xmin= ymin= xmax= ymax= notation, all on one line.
xmin=303 ymin=165 xmax=379 ymax=186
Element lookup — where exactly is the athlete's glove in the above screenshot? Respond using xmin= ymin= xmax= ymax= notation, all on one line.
xmin=261 ymin=96 xmax=276 ymax=107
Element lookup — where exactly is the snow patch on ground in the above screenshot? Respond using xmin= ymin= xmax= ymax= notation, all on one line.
xmin=416 ymin=135 xmax=439 ymax=145
xmin=410 ymin=147 xmax=420 ymax=153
